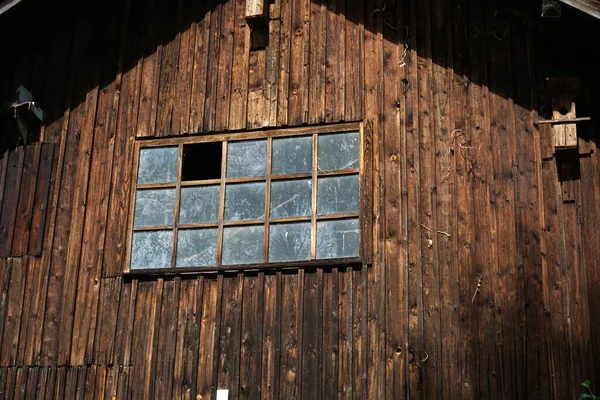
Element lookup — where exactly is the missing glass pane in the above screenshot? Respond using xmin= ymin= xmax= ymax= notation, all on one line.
xmin=182 ymin=142 xmax=222 ymax=181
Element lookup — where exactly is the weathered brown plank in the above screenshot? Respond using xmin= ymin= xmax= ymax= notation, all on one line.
xmin=218 ymin=274 xmax=243 ymax=400
xmin=239 ymin=273 xmax=264 ymax=399
xmin=172 ymin=277 xmax=203 ymax=399
xmin=71 ymin=3 xmax=125 ymax=362
xmin=11 ymin=145 xmax=40 ymax=256
xmin=116 ymin=366 xmax=131 ymax=400
xmin=154 ymin=278 xmax=180 ymax=399
xmin=321 ymin=268 xmax=339 ymax=399
xmin=155 ymin=0 xmax=182 ymax=137
xmin=308 ymin=0 xmax=326 ymax=124
xmin=94 ymin=278 xmax=123 ymax=366
xmin=338 ymin=267 xmax=352 ymax=398
xmin=276 ymin=0 xmax=292 ymax=126
xmin=344 ymin=0 xmax=363 ymax=121
xmin=265 ymin=13 xmax=281 ymax=127
xmin=352 ymin=267 xmax=367 ymax=400
xmin=189 ymin=1 xmax=213 ymax=132
xmin=381 ymin=0 xmax=404 ymax=394
xmin=287 ymin=0 xmax=310 ymax=125
xmin=300 ymin=268 xmax=322 ymax=399
xmin=247 ymin=46 xmax=267 ymax=129
xmin=5 ymin=367 xmax=17 ymax=400
xmin=136 ymin=0 xmax=162 ymax=137
xmin=431 ymin=0 xmax=459 ymax=398
xmin=27 ymin=143 xmax=55 ymax=256
xmin=215 ymin=0 xmax=236 ymax=131
xmin=16 ymin=257 xmax=39 ymax=366
xmin=114 ymin=279 xmax=137 ymax=366
xmin=260 ymin=272 xmax=281 ymax=400
xmin=279 ymin=271 xmax=300 ymax=399
xmin=197 ymin=275 xmax=222 ymax=400
xmin=0 ymin=258 xmax=27 ymax=366
xmin=83 ymin=366 xmax=97 ymax=400
xmin=0 ymin=148 xmax=24 ymax=257
xmin=229 ymin=0 xmax=251 ymax=130
xmin=324 ymin=0 xmax=345 ymax=123
xmin=202 ymin=0 xmax=223 ymax=132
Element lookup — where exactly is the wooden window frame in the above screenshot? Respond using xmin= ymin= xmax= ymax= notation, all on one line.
xmin=124 ymin=122 xmax=372 ymax=275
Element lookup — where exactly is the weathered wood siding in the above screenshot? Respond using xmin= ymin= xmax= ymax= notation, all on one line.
xmin=0 ymin=0 xmax=599 ymax=398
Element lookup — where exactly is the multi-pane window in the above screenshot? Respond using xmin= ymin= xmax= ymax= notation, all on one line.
xmin=126 ymin=124 xmax=367 ymax=272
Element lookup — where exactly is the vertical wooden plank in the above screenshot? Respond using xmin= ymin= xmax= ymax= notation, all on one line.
xmin=136 ymin=0 xmax=162 ymax=137
xmin=189 ymin=1 xmax=213 ymax=132
xmin=300 ymin=268 xmax=322 ymax=399
xmin=71 ymin=1 xmax=126 ymax=363
xmin=27 ymin=143 xmax=55 ymax=256
xmin=321 ymin=268 xmax=339 ymax=400
xmin=203 ymin=0 xmax=223 ymax=132
xmin=5 ymin=368 xmax=17 ymax=400
xmin=450 ymin=0 xmax=475 ymax=397
xmin=1 ymin=258 xmax=27 ymax=366
xmin=172 ymin=277 xmax=203 ymax=399
xmin=239 ymin=273 xmax=264 ymax=399
xmin=94 ymin=278 xmax=123 ymax=365
xmin=0 ymin=368 xmax=7 ymax=399
xmin=154 ymin=279 xmax=180 ymax=399
xmin=277 ymin=0 xmax=292 ymax=126
xmin=337 ymin=268 xmax=352 ymax=398
xmin=344 ymin=0 xmax=363 ymax=121
xmin=155 ymin=0 xmax=183 ymax=137
xmin=0 ymin=148 xmax=24 ymax=258
xmin=218 ymin=274 xmax=243 ymax=399
xmin=261 ymin=272 xmax=281 ymax=400
xmin=172 ymin=0 xmax=196 ymax=135
xmin=352 ymin=267 xmax=367 ymax=400
xmin=11 ymin=145 xmax=41 ymax=256
xmin=0 ymin=151 xmax=9 ymax=217
xmin=215 ymin=0 xmax=236 ymax=131
xmin=114 ymin=280 xmax=138 ymax=367
xmin=103 ymin=366 xmax=119 ymax=400
xmin=287 ymin=0 xmax=310 ymax=125
xmin=308 ymin=0 xmax=326 ymax=124
xmin=404 ymin=1 xmax=424 ymax=397
xmin=16 ymin=367 xmax=28 ymax=400
xmin=102 ymin=0 xmax=144 ymax=279
xmin=431 ymin=0 xmax=459 ymax=398
xmin=247 ymin=45 xmax=267 ymax=129
xmin=25 ymin=367 xmax=39 ymax=400
xmin=279 ymin=272 xmax=300 ymax=399
xmin=324 ymin=0 xmax=345 ymax=123
xmin=229 ymin=0 xmax=251 ymax=130
xmin=116 ymin=366 xmax=131 ymax=400
xmin=197 ymin=275 xmax=222 ymax=400
xmin=45 ymin=366 xmax=57 ymax=400
xmin=265 ymin=11 xmax=281 ymax=127
xmin=83 ymin=366 xmax=97 ymax=400
xmin=381 ymin=0 xmax=403 ymax=395
xmin=17 ymin=257 xmax=38 ymax=366
xmin=93 ymin=365 xmax=106 ymax=400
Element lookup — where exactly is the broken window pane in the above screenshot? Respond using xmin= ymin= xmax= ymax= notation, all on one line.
xmin=130 ymin=230 xmax=173 ymax=269
xmin=270 ymin=179 xmax=312 ymax=219
xmin=317 ymin=174 xmax=359 ymax=215
xmin=226 ymin=139 xmax=267 ymax=178
xmin=224 ymin=182 xmax=266 ymax=221
xmin=134 ymin=188 xmax=176 ymax=227
xmin=137 ymin=147 xmax=178 ymax=184
xmin=179 ymin=185 xmax=220 ymax=224
xmin=268 ymin=222 xmax=311 ymax=262
xmin=222 ymin=225 xmax=265 ymax=265
xmin=272 ymin=136 xmax=312 ymax=175
xmin=176 ymin=228 xmax=218 ymax=267
xmin=317 ymin=218 xmax=359 ymax=259
xmin=318 ymin=131 xmax=359 ymax=171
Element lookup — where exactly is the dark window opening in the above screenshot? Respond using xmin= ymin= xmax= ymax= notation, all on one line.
xmin=182 ymin=142 xmax=222 ymax=181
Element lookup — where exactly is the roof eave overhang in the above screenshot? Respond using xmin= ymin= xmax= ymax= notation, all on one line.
xmin=558 ymin=0 xmax=600 ymax=19
xmin=0 ymin=0 xmax=24 ymax=16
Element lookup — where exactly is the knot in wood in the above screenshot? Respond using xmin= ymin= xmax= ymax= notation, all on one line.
xmin=295 ymin=27 xmax=304 ymax=36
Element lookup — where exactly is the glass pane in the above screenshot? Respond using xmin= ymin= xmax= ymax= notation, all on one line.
xmin=268 ymin=222 xmax=311 ymax=262
xmin=272 ymin=136 xmax=312 ymax=175
xmin=131 ymin=230 xmax=173 ymax=269
xmin=137 ymin=147 xmax=178 ymax=184
xmin=317 ymin=175 xmax=359 ymax=215
xmin=270 ymin=179 xmax=312 ymax=219
xmin=179 ymin=185 xmax=220 ymax=224
xmin=176 ymin=228 xmax=218 ymax=267
xmin=222 ymin=225 xmax=265 ymax=265
xmin=134 ymin=188 xmax=176 ymax=227
xmin=224 ymin=182 xmax=266 ymax=221
xmin=317 ymin=218 xmax=359 ymax=259
xmin=318 ymin=131 xmax=359 ymax=172
xmin=226 ymin=139 xmax=267 ymax=178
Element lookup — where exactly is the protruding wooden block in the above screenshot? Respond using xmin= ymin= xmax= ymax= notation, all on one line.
xmin=546 ymin=77 xmax=580 ymax=149
xmin=245 ymin=0 xmax=268 ymax=23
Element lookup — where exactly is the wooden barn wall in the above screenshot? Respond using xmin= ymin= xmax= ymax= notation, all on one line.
xmin=0 ymin=0 xmax=599 ymax=398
